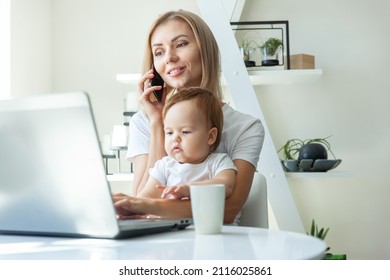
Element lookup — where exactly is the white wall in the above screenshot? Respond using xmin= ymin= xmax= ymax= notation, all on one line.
xmin=50 ymin=0 xmax=199 ymax=175
xmin=242 ymin=0 xmax=390 ymax=259
xmin=0 ymin=0 xmax=11 ymax=99
xmin=11 ymin=0 xmax=52 ymax=97
xmin=10 ymin=0 xmax=390 ymax=259
xmin=51 ymin=0 xmax=199 ymax=137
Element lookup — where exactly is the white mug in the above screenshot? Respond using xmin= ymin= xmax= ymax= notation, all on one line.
xmin=190 ymin=184 xmax=225 ymax=234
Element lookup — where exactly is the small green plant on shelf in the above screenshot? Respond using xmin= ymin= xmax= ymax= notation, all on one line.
xmin=259 ymin=37 xmax=284 ymax=66
xmin=277 ymin=136 xmax=336 ymax=161
xmin=241 ymin=39 xmax=259 ymax=50
xmin=277 ymin=136 xmax=341 ymax=172
xmin=240 ymin=39 xmax=260 ymax=67
xmin=259 ymin=37 xmax=283 ymax=56
xmin=307 ymin=219 xmax=346 ymax=260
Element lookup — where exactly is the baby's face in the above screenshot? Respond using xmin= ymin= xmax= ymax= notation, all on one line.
xmin=163 ymin=100 xmax=214 ymax=164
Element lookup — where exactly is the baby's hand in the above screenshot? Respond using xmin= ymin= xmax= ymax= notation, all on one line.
xmin=156 ymin=185 xmax=190 ymax=200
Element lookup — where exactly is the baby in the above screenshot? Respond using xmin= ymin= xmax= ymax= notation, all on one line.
xmin=138 ymin=87 xmax=236 ymax=200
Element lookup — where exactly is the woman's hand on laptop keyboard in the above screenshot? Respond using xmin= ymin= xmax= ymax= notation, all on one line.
xmin=113 ymin=193 xmax=161 ymax=220
xmin=112 ymin=193 xmax=143 ymax=217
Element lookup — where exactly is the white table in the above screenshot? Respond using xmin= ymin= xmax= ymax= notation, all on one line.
xmin=0 ymin=226 xmax=326 ymax=260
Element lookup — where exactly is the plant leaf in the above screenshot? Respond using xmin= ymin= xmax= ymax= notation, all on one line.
xmin=322 ymin=228 xmax=330 ymax=240
xmin=318 ymin=228 xmax=325 ymax=239
xmin=310 ymin=219 xmax=315 ymax=236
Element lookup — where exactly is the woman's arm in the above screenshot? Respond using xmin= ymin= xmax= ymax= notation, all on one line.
xmin=132 ymin=155 xmax=147 ymax=195
xmin=132 ymin=70 xmax=168 ymax=195
xmin=223 ymin=159 xmax=256 ymax=224
xmin=113 ymin=194 xmax=193 ymax=219
xmin=132 ymin=119 xmax=166 ymax=196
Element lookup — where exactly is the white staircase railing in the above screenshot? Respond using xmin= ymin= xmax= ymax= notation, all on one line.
xmin=197 ymin=0 xmax=304 ymax=233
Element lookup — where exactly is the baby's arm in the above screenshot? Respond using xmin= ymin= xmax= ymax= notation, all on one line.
xmin=157 ymin=168 xmax=235 ymax=199
xmin=188 ymin=169 xmax=236 ymax=198
xmin=137 ymin=176 xmax=164 ymax=198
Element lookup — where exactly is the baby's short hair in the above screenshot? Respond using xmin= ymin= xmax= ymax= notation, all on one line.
xmin=163 ymin=87 xmax=223 ymax=151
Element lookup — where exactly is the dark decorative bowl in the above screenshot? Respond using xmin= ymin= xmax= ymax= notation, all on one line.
xmin=282 ymin=159 xmax=342 ymax=172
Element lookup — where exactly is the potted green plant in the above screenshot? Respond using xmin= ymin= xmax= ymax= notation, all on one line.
xmin=259 ymin=37 xmax=283 ymax=66
xmin=308 ymin=219 xmax=347 ymax=260
xmin=240 ymin=39 xmax=258 ymax=67
xmin=277 ymin=136 xmax=341 ymax=172
xmin=278 ymin=137 xmax=335 ymax=160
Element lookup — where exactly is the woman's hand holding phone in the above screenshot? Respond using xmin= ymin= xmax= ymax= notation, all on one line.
xmin=150 ymin=66 xmax=164 ymax=102
xmin=137 ymin=68 xmax=166 ymax=123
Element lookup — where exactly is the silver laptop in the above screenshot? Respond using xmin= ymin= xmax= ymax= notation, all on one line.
xmin=0 ymin=92 xmax=191 ymax=239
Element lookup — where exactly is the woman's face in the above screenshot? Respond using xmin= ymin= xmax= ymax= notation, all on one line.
xmin=151 ymin=19 xmax=202 ymax=89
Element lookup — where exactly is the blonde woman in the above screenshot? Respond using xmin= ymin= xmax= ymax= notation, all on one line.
xmin=114 ymin=10 xmax=264 ymax=224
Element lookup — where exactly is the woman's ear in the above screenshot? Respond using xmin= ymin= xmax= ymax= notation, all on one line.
xmin=208 ymin=127 xmax=218 ymax=146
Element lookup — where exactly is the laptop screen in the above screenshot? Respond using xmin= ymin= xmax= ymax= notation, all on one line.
xmin=0 ymin=92 xmax=120 ymax=238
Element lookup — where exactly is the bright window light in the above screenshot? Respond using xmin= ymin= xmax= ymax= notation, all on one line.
xmin=0 ymin=0 xmax=11 ymax=99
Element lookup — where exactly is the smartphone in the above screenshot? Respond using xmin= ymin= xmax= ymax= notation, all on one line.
xmin=150 ymin=66 xmax=164 ymax=102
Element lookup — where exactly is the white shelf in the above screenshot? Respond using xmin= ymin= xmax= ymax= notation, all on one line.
xmin=117 ymin=69 xmax=323 ymax=86
xmin=107 ymin=173 xmax=134 ymax=182
xmin=285 ymin=171 xmax=352 ymax=179
xmin=247 ymin=69 xmax=323 ymax=85
xmin=117 ymin=73 xmax=140 ymax=84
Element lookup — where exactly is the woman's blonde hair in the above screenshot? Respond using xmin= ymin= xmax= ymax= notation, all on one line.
xmin=142 ymin=10 xmax=222 ymax=100
xmin=163 ymin=87 xmax=223 ymax=152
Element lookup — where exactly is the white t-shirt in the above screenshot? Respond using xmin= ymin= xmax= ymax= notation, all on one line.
xmin=150 ymin=153 xmax=237 ymax=186
xmin=127 ymin=103 xmax=264 ymax=169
